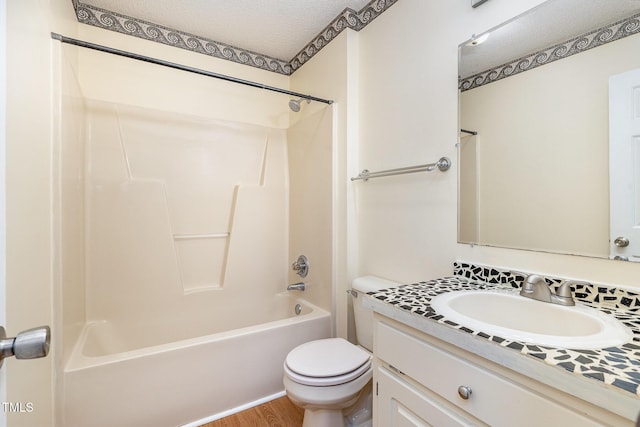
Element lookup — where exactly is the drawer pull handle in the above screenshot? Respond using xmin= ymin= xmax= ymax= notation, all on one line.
xmin=457 ymin=385 xmax=472 ymax=400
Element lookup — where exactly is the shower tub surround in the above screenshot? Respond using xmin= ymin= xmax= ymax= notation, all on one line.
xmin=365 ymin=262 xmax=640 ymax=420
xmin=58 ymin=95 xmax=335 ymax=425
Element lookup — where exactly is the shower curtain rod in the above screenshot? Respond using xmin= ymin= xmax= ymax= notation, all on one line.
xmin=50 ymin=33 xmax=334 ymax=105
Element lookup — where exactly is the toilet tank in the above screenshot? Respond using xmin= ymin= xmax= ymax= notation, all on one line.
xmin=352 ymin=276 xmax=401 ymax=352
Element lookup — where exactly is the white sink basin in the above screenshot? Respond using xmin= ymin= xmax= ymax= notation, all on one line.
xmin=430 ymin=289 xmax=633 ymax=349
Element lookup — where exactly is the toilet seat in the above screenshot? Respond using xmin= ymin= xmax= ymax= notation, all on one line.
xmin=284 ymin=358 xmax=371 ymax=386
xmin=285 ymin=338 xmax=371 ymax=387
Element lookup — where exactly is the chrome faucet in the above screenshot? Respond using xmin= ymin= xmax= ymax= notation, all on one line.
xmin=287 ymin=282 xmax=305 ymax=291
xmin=519 ymin=274 xmax=575 ymax=306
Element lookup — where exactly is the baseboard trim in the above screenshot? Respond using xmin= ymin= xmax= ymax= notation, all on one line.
xmin=181 ymin=390 xmax=287 ymax=427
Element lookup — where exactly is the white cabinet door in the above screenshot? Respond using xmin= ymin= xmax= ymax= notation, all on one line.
xmin=376 ymin=367 xmax=486 ymax=427
xmin=609 ymin=67 xmax=640 ymax=261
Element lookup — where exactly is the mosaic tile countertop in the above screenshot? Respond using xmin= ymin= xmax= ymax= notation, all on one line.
xmin=367 ymin=262 xmax=640 ymax=400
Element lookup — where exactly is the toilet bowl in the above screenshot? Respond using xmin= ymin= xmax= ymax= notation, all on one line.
xmin=283 ymin=276 xmax=400 ymax=427
xmin=284 ymin=338 xmax=373 ymax=427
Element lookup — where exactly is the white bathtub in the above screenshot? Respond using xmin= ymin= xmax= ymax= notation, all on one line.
xmin=63 ymin=294 xmax=331 ymax=427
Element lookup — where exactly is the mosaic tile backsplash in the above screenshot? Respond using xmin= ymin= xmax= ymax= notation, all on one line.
xmin=453 ymin=262 xmax=640 ymax=311
xmin=368 ymin=261 xmax=640 ymax=396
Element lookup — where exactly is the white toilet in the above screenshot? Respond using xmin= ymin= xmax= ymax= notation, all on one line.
xmin=283 ymin=276 xmax=400 ymax=427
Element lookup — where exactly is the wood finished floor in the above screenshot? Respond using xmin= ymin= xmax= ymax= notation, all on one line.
xmin=200 ymin=396 xmax=303 ymax=427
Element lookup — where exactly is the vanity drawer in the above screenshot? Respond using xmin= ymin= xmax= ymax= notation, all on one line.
xmin=375 ymin=320 xmax=604 ymax=426
xmin=377 ymin=365 xmax=488 ymax=427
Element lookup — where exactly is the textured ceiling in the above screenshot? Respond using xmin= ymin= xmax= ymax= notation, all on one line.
xmin=80 ymin=0 xmax=374 ymax=61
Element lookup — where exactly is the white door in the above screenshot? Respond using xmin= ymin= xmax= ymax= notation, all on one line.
xmin=609 ymin=68 xmax=640 ymax=262
xmin=0 ymin=5 xmax=52 ymax=425
xmin=0 ymin=0 xmax=7 ymax=424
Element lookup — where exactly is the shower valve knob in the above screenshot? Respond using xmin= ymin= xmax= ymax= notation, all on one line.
xmin=292 ymin=255 xmax=309 ymax=278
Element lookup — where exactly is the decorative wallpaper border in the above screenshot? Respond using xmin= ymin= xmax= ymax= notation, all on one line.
xmin=73 ymin=0 xmax=399 ymax=75
xmin=460 ymin=12 xmax=640 ymax=91
xmin=290 ymin=0 xmax=399 ymax=72
xmin=75 ymin=3 xmax=292 ymax=74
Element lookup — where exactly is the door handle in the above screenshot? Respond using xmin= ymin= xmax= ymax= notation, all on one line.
xmin=614 ymin=237 xmax=630 ymax=247
xmin=0 ymin=326 xmax=50 ymax=368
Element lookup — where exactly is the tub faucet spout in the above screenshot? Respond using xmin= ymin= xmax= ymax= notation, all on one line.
xmin=287 ymin=282 xmax=305 ymax=291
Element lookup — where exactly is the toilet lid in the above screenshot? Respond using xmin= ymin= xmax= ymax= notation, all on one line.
xmin=285 ymin=338 xmax=371 ymax=386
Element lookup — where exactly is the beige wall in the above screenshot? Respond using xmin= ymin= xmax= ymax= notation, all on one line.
xmin=290 ymin=30 xmax=359 ymax=338
xmin=356 ymin=0 xmax=468 ymax=284
xmin=287 ymin=107 xmax=334 ymax=313
xmin=355 ymin=0 xmax=640 ymax=294
xmin=75 ymin=34 xmax=290 ymax=129
xmin=460 ymin=33 xmax=640 ymax=258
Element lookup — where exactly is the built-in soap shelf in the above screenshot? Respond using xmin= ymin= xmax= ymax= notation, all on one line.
xmin=173 ymin=233 xmax=230 ymax=240
xmin=173 ymin=232 xmax=231 ymax=293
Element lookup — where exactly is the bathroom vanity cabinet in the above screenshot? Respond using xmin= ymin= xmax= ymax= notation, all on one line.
xmin=372 ymin=315 xmax=633 ymax=427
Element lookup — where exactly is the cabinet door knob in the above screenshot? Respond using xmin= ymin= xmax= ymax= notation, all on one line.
xmin=457 ymin=385 xmax=472 ymax=400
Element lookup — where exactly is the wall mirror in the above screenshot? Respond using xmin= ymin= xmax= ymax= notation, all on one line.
xmin=458 ymin=0 xmax=640 ymax=261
